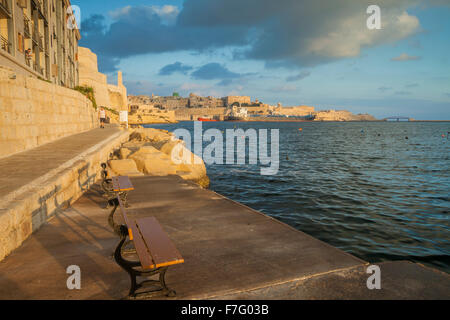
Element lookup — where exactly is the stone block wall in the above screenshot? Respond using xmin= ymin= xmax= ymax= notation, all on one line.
xmin=0 ymin=66 xmax=97 ymax=159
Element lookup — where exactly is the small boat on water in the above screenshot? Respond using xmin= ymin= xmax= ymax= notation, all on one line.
xmin=198 ymin=117 xmax=218 ymax=122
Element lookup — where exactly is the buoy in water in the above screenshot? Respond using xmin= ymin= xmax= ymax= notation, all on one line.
xmin=298 ymin=128 xmax=303 ymax=131
xmin=442 ymin=134 xmax=446 ymax=138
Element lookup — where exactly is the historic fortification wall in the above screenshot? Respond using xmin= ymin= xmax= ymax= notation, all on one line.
xmin=78 ymin=47 xmax=128 ymax=112
xmin=175 ymin=107 xmax=227 ymax=121
xmin=0 ymin=66 xmax=97 ymax=159
xmin=314 ymin=110 xmax=377 ymax=121
xmin=275 ymin=106 xmax=315 ymax=116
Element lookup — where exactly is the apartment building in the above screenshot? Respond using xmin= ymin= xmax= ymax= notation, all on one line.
xmin=0 ymin=0 xmax=80 ymax=87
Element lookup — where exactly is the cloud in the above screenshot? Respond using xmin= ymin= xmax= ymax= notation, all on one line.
xmin=270 ymin=84 xmax=298 ymax=92
xmin=395 ymin=91 xmax=412 ymax=95
xmin=379 ymin=86 xmax=392 ymax=92
xmin=191 ymin=63 xmax=241 ymax=80
xmin=391 ymin=53 xmax=422 ymax=61
xmin=217 ymin=79 xmax=233 ymax=86
xmin=286 ymin=71 xmax=311 ymax=82
xmin=80 ymin=1 xmax=425 ymax=72
xmin=109 ymin=5 xmax=180 ymax=25
xmin=158 ymin=62 xmax=193 ymax=76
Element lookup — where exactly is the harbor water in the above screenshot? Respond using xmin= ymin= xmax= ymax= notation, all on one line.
xmin=147 ymin=121 xmax=450 ymax=272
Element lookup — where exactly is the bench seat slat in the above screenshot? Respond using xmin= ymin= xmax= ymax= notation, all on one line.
xmin=135 ymin=217 xmax=184 ymax=270
xmin=129 ymin=222 xmax=155 ymax=269
xmin=112 ymin=176 xmax=134 ymax=192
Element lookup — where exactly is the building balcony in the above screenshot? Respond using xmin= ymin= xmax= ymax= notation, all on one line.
xmin=38 ymin=34 xmax=44 ymax=50
xmin=33 ymin=62 xmax=44 ymax=75
xmin=31 ymin=0 xmax=47 ymax=21
xmin=0 ymin=35 xmax=11 ymax=54
xmin=32 ymin=28 xmax=38 ymax=45
xmin=24 ymin=16 xmax=31 ymax=39
xmin=0 ymin=0 xmax=12 ymax=19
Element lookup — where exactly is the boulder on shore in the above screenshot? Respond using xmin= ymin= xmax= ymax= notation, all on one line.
xmin=108 ymin=159 xmax=144 ymax=177
xmin=116 ymin=129 xmax=210 ymax=188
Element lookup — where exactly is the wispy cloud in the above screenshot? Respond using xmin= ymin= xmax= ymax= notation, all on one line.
xmin=158 ymin=62 xmax=193 ymax=76
xmin=395 ymin=91 xmax=412 ymax=95
xmin=191 ymin=63 xmax=241 ymax=80
xmin=391 ymin=53 xmax=422 ymax=61
xmin=378 ymin=86 xmax=392 ymax=92
xmin=286 ymin=71 xmax=311 ymax=82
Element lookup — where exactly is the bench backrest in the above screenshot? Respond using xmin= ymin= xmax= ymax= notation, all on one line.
xmin=117 ymin=196 xmax=134 ymax=240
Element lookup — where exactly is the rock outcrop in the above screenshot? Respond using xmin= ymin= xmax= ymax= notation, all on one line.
xmin=108 ymin=128 xmax=210 ymax=188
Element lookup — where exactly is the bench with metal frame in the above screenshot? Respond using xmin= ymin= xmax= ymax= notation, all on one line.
xmin=101 ymin=163 xmax=132 ymax=208
xmin=109 ymin=182 xmax=184 ymax=298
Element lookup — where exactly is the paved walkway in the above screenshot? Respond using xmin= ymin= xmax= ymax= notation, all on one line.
xmin=0 ymin=126 xmax=121 ymax=201
xmin=0 ymin=175 xmax=448 ymax=300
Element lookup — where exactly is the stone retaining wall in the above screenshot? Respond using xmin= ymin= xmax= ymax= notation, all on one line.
xmin=0 ymin=130 xmax=130 ymax=262
xmin=0 ymin=66 xmax=98 ymax=159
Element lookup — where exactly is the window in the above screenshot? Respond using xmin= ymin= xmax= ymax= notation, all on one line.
xmin=17 ymin=32 xmax=24 ymax=52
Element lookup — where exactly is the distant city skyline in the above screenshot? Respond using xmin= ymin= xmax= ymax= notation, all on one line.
xmin=73 ymin=0 xmax=450 ymax=120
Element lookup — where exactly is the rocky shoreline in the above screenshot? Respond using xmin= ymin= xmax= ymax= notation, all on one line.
xmin=108 ymin=128 xmax=210 ymax=188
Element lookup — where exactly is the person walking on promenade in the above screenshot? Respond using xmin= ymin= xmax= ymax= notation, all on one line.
xmin=99 ymin=107 xmax=107 ymax=129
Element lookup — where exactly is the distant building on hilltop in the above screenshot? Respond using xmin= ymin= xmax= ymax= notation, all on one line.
xmin=224 ymin=96 xmax=251 ymax=106
xmin=0 ymin=0 xmax=80 ymax=88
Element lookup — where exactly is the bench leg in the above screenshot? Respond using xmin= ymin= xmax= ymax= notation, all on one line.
xmin=108 ymin=201 xmax=119 ymax=234
xmin=114 ymin=225 xmax=176 ymax=299
xmin=109 ymin=202 xmax=136 ymax=257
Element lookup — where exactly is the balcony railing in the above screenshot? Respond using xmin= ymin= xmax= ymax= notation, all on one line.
xmin=33 ymin=62 xmax=44 ymax=75
xmin=24 ymin=16 xmax=31 ymax=38
xmin=32 ymin=28 xmax=38 ymax=45
xmin=38 ymin=34 xmax=44 ymax=50
xmin=32 ymin=0 xmax=47 ymax=21
xmin=0 ymin=35 xmax=11 ymax=54
xmin=0 ymin=0 xmax=12 ymax=19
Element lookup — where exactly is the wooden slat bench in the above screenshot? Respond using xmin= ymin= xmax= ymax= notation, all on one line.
xmin=111 ymin=189 xmax=184 ymax=298
xmin=101 ymin=163 xmax=134 ymax=208
xmin=107 ymin=175 xmax=134 ymax=235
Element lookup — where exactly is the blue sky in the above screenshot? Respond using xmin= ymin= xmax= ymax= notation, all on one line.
xmin=72 ymin=0 xmax=450 ymax=120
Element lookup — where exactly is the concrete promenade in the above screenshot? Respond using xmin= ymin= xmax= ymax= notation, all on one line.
xmin=0 ymin=175 xmax=448 ymax=299
xmin=0 ymin=126 xmax=121 ymax=201
xmin=0 ymin=125 xmax=130 ymax=262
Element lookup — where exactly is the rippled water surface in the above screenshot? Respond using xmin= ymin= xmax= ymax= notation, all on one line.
xmin=148 ymin=122 xmax=450 ymax=272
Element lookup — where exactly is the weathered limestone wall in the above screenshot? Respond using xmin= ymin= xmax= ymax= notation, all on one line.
xmin=78 ymin=47 xmax=111 ymax=108
xmin=0 ymin=130 xmax=131 ymax=262
xmin=224 ymin=96 xmax=251 ymax=106
xmin=78 ymin=47 xmax=128 ymax=112
xmin=0 ymin=66 xmax=97 ymax=159
xmin=275 ymin=106 xmax=315 ymax=116
xmin=175 ymin=107 xmax=227 ymax=121
xmin=314 ymin=110 xmax=377 ymax=121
